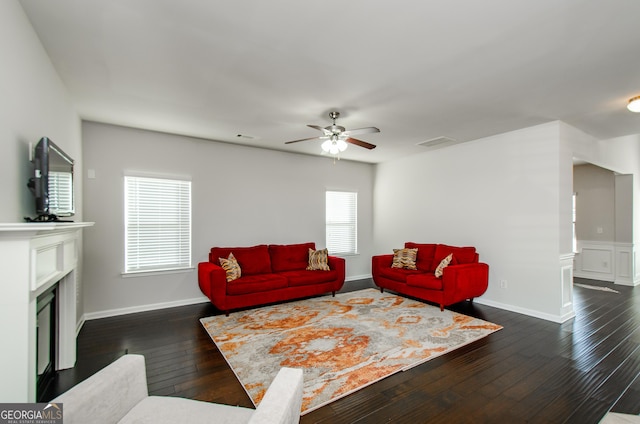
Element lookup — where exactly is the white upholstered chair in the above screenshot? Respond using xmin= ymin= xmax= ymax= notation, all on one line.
xmin=52 ymin=354 xmax=303 ymax=424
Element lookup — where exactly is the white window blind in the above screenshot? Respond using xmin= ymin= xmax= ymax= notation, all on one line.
xmin=326 ymin=191 xmax=357 ymax=255
xmin=124 ymin=176 xmax=192 ymax=273
xmin=48 ymin=171 xmax=74 ymax=215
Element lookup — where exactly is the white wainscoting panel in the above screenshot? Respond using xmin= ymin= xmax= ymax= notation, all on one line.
xmin=614 ymin=243 xmax=637 ymax=286
xmin=574 ymin=240 xmax=637 ymax=286
xmin=560 ymin=253 xmax=575 ymax=322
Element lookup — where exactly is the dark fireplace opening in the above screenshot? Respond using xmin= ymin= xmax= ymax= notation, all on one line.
xmin=36 ymin=284 xmax=57 ymax=402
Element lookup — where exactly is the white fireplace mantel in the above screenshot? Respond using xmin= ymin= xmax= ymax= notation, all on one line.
xmin=0 ymin=222 xmax=93 ymax=402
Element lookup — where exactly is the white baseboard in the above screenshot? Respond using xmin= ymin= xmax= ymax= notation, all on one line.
xmin=75 ymin=316 xmax=85 ymax=336
xmin=83 ymin=296 xmax=210 ymax=321
xmin=80 ymin=278 xmax=372 ymax=322
xmin=345 ymin=274 xmax=372 ymax=282
xmin=474 ymin=298 xmax=574 ymax=323
xmin=614 ymin=278 xmax=640 ymax=287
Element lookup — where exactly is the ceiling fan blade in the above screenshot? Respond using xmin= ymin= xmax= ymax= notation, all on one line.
xmin=285 ymin=136 xmax=324 ymax=144
xmin=342 ymin=126 xmax=380 ymax=136
xmin=308 ymin=124 xmax=332 ymax=135
xmin=346 ymin=137 xmax=376 ymax=150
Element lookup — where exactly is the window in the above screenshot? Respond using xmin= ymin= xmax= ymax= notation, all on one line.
xmin=326 ymin=191 xmax=357 ymax=255
xmin=48 ymin=171 xmax=74 ymax=215
xmin=124 ymin=176 xmax=192 ymax=274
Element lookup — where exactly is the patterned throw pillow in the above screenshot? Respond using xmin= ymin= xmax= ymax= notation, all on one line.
xmin=307 ymin=248 xmax=330 ymax=271
xmin=219 ymin=252 xmax=241 ymax=282
xmin=434 ymin=253 xmax=453 ymax=278
xmin=391 ymin=248 xmax=418 ymax=270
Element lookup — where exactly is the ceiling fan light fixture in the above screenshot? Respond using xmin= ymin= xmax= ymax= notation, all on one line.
xmin=628 ymin=96 xmax=640 ymax=113
xmin=337 ymin=139 xmax=348 ymax=152
xmin=285 ymin=110 xmax=378 ymax=157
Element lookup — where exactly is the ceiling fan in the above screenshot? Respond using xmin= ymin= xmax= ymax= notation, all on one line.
xmin=285 ymin=111 xmax=379 ymax=154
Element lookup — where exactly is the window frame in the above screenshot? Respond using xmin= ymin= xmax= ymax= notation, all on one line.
xmin=325 ymin=190 xmax=358 ymax=256
xmin=123 ymin=174 xmax=192 ymax=275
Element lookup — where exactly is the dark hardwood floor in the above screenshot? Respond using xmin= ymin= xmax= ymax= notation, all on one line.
xmin=45 ymin=277 xmax=640 ymax=423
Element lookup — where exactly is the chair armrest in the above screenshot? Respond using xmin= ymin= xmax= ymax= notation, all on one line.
xmin=248 ymin=367 xmax=303 ymax=424
xmin=52 ymin=354 xmax=148 ymax=424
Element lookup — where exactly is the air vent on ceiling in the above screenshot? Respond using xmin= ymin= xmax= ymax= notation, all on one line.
xmin=417 ymin=136 xmax=460 ymax=151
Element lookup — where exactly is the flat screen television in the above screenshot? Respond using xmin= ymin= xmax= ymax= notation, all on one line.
xmin=26 ymin=137 xmax=75 ymax=222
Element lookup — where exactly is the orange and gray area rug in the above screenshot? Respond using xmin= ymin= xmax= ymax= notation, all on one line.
xmin=200 ymin=288 xmax=502 ymax=414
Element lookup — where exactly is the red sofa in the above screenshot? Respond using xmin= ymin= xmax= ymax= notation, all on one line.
xmin=372 ymin=242 xmax=488 ymax=310
xmin=198 ymin=242 xmax=345 ymax=314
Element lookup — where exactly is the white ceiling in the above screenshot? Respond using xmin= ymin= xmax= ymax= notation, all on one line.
xmin=19 ymin=0 xmax=640 ymax=163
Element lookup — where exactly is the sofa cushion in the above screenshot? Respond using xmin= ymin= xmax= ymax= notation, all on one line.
xmin=219 ymin=253 xmax=241 ymax=282
xmin=307 ymin=248 xmax=330 ymax=271
xmin=404 ymin=242 xmax=438 ymax=272
xmin=434 ymin=253 xmax=453 ymax=278
xmin=122 ymin=396 xmax=254 ymax=424
xmin=210 ymin=245 xmax=272 ymax=275
xmin=269 ymin=242 xmax=316 ymax=272
xmin=407 ymin=273 xmax=443 ymax=290
xmin=434 ymin=244 xmax=477 ymax=265
xmin=226 ymin=274 xmax=288 ymax=296
xmin=378 ymin=265 xmax=424 ymax=283
xmin=280 ymin=269 xmax=339 ymax=287
xmin=391 ymin=248 xmax=418 ymax=270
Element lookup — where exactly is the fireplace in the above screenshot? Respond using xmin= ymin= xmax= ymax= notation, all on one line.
xmin=0 ymin=222 xmax=93 ymax=402
xmin=36 ymin=283 xmax=57 ymax=401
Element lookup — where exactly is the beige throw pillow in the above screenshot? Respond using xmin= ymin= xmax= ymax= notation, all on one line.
xmin=391 ymin=248 xmax=418 ymax=270
xmin=219 ymin=252 xmax=241 ymax=282
xmin=434 ymin=253 xmax=453 ymax=278
xmin=307 ymin=248 xmax=330 ymax=271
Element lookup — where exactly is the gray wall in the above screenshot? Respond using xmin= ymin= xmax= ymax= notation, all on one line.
xmin=573 ymin=164 xmax=615 ymax=242
xmin=82 ymin=122 xmax=375 ymax=316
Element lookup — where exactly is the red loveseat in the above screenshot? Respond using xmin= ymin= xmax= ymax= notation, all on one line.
xmin=372 ymin=242 xmax=489 ymax=311
xmin=198 ymin=242 xmax=345 ymax=314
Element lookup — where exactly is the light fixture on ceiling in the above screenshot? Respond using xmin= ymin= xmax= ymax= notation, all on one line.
xmin=321 ymin=134 xmax=348 ymax=155
xmin=627 ymin=96 xmax=640 ymax=113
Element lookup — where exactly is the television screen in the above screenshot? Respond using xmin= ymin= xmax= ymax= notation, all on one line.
xmin=27 ymin=137 xmax=75 ymax=221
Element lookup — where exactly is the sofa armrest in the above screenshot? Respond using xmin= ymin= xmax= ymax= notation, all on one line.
xmin=441 ymin=262 xmax=489 ymax=299
xmin=372 ymin=254 xmax=394 ymax=283
xmin=198 ymin=261 xmax=227 ymax=301
xmin=372 ymin=254 xmax=394 ymax=269
xmin=52 ymin=354 xmax=148 ymax=424
xmin=327 ymin=255 xmax=346 ymax=283
xmin=248 ymin=367 xmax=303 ymax=424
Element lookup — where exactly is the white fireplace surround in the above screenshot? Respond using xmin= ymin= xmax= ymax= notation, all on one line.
xmin=0 ymin=222 xmax=93 ymax=402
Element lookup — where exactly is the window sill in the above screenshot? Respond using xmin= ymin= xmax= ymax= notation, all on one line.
xmin=332 ymin=252 xmax=360 ymax=258
xmin=121 ymin=266 xmax=194 ymax=278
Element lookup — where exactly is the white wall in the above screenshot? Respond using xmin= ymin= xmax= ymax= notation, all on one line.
xmin=0 ymin=0 xmax=81 ymax=222
xmin=374 ymin=122 xmax=567 ymax=321
xmin=82 ymin=122 xmax=375 ymax=317
xmin=0 ymin=1 xmax=85 ymax=322
xmin=570 ymin=132 xmax=640 ymax=285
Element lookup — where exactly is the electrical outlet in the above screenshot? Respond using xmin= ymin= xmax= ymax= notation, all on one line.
xmin=500 ymin=279 xmax=508 ymax=289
